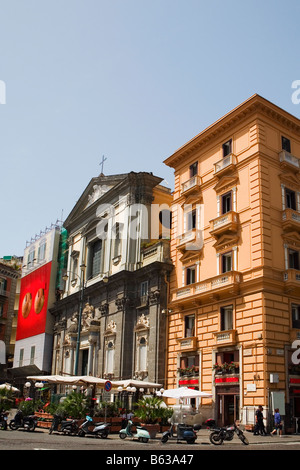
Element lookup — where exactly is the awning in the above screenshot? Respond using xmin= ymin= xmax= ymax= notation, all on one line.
xmin=26 ymin=375 xmax=107 ymax=387
xmin=8 ymin=365 xmax=43 ymax=378
xmin=113 ymin=379 xmax=162 ymax=389
xmin=26 ymin=375 xmax=162 ymax=389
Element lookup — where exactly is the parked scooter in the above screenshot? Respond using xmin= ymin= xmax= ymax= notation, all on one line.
xmin=206 ymin=419 xmax=249 ymax=445
xmin=161 ymin=423 xmax=201 ymax=444
xmin=78 ymin=416 xmax=110 ymax=438
xmin=119 ymin=419 xmax=150 ymax=443
xmin=49 ymin=414 xmax=79 ymax=435
xmin=0 ymin=411 xmax=9 ymax=430
xmin=9 ymin=410 xmax=38 ymax=431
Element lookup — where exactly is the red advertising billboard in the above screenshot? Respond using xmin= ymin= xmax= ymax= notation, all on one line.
xmin=16 ymin=261 xmax=52 ymax=340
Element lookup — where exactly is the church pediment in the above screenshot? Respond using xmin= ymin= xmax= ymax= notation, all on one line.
xmin=64 ymin=174 xmax=128 ymax=228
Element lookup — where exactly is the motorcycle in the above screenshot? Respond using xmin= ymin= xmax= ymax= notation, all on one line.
xmin=0 ymin=411 xmax=9 ymax=430
xmin=78 ymin=416 xmax=110 ymax=438
xmin=119 ymin=419 xmax=150 ymax=443
xmin=9 ymin=410 xmax=38 ymax=432
xmin=161 ymin=423 xmax=201 ymax=444
xmin=49 ymin=414 xmax=79 ymax=435
xmin=206 ymin=420 xmax=249 ymax=446
xmin=205 ymin=418 xmax=234 ymax=441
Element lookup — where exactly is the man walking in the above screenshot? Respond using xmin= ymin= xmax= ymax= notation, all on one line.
xmin=254 ymin=405 xmax=267 ymax=435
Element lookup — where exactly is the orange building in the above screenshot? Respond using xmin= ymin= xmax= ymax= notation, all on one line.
xmin=164 ymin=94 xmax=300 ymax=432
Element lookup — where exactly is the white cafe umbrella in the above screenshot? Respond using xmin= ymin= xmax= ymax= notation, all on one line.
xmin=162 ymin=387 xmax=212 ymax=423
xmin=162 ymin=387 xmax=212 ymax=399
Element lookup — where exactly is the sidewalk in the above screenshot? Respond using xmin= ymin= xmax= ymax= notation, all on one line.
xmin=35 ymin=424 xmax=300 ymax=445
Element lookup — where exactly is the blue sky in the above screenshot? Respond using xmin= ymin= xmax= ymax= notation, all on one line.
xmin=1 ymin=0 xmax=300 ymax=256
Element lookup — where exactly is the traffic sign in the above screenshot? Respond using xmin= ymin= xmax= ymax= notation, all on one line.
xmin=104 ymin=380 xmax=112 ymax=392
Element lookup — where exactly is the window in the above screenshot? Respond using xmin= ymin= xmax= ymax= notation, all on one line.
xmin=0 ymin=278 xmax=7 ymax=294
xmin=112 ymin=222 xmax=122 ymax=259
xmin=221 ymin=252 xmax=232 ymax=273
xmin=187 ymin=209 xmax=197 ymax=231
xmin=222 ymin=139 xmax=232 ymax=157
xmin=0 ymin=304 xmax=3 ymax=317
xmin=30 ymin=346 xmax=35 ymax=365
xmin=140 ymin=281 xmax=149 ymax=297
xmin=282 ymin=136 xmax=291 ymax=153
xmin=19 ymin=348 xmax=24 ymax=367
xmin=186 ymin=266 xmax=196 ymax=285
xmin=292 ymin=304 xmax=300 ymax=329
xmin=88 ymin=239 xmax=102 ymax=279
xmin=38 ymin=242 xmax=46 ymax=262
xmin=189 ymin=162 xmax=198 ymax=177
xmin=285 ymin=188 xmax=297 ymax=210
xmin=222 ymin=191 xmax=232 ymax=214
xmin=184 ymin=315 xmax=195 ymax=337
xmin=220 ymin=305 xmax=233 ymax=331
xmin=288 ymin=249 xmax=300 ymax=270
xmin=180 ymin=355 xmax=199 ymax=370
xmin=27 ymin=249 xmax=35 ymax=269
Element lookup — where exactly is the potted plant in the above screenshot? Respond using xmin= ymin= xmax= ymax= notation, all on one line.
xmin=212 ymin=363 xmax=222 ymax=374
xmin=134 ymin=396 xmax=165 ymax=438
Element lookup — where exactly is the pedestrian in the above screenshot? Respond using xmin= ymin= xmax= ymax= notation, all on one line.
xmin=120 ymin=408 xmax=127 ymax=429
xmin=254 ymin=405 xmax=267 ymax=435
xmin=271 ymin=408 xmax=283 ymax=436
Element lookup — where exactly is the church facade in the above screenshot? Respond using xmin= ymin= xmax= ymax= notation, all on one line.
xmin=50 ymin=172 xmax=173 ymax=387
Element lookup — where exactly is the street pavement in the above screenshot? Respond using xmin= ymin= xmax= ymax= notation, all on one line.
xmin=2 ymin=425 xmax=300 ymax=452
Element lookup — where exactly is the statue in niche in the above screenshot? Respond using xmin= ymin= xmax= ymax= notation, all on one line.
xmin=68 ymin=315 xmax=78 ymax=334
xmin=82 ymin=303 xmax=95 ymax=330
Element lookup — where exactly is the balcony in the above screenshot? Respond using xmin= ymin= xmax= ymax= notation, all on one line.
xmin=214 ymin=154 xmax=237 ymax=176
xmin=210 ymin=211 xmax=239 ymax=237
xmin=282 ymin=208 xmax=300 ymax=232
xmin=181 ymin=175 xmax=202 ymax=197
xmin=177 ymin=336 xmax=197 ymax=352
xmin=279 ymin=150 xmax=300 ymax=170
xmin=213 ymin=329 xmax=237 ymax=347
xmin=283 ymin=269 xmax=300 ymax=292
xmin=173 ymin=271 xmax=241 ymax=304
xmin=176 ymin=229 xmax=203 ymax=253
xmin=141 ymin=240 xmax=171 ymax=267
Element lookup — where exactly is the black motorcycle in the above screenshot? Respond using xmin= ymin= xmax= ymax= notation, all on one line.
xmin=9 ymin=410 xmax=38 ymax=432
xmin=205 ymin=418 xmax=234 ymax=442
xmin=206 ymin=419 xmax=249 ymax=446
xmin=49 ymin=414 xmax=79 ymax=435
xmin=0 ymin=411 xmax=9 ymax=430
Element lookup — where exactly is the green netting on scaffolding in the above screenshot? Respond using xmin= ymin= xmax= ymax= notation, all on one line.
xmin=56 ymin=228 xmax=68 ymax=291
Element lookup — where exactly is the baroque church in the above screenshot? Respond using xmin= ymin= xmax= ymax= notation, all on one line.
xmin=50 ymin=171 xmax=173 ymax=387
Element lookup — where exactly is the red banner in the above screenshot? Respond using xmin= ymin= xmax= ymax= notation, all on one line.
xmin=16 ymin=262 xmax=52 ymax=340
